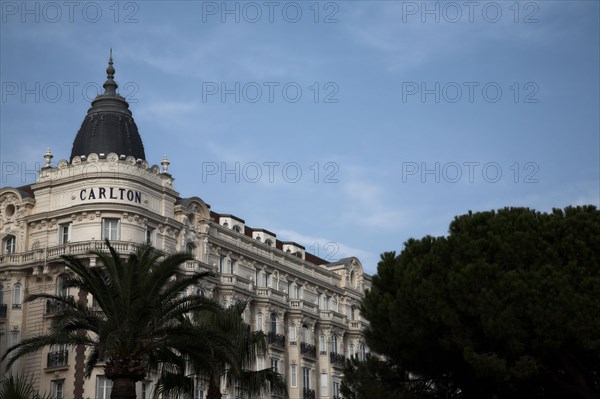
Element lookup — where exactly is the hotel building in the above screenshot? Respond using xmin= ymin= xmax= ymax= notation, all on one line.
xmin=0 ymin=55 xmax=370 ymax=399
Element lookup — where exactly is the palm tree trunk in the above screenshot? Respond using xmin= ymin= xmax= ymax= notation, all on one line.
xmin=110 ymin=377 xmax=138 ymax=399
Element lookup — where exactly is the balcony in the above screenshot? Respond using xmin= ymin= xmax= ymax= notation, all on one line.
xmin=300 ymin=342 xmax=316 ymax=358
xmin=268 ymin=331 xmax=286 ymax=349
xmin=46 ymin=297 xmax=74 ymax=315
xmin=303 ymin=388 xmax=316 ymax=399
xmin=0 ymin=303 xmax=7 ymax=319
xmin=0 ymin=240 xmax=143 ymax=267
xmin=47 ymin=350 xmax=68 ymax=368
xmin=329 ymin=352 xmax=345 ymax=366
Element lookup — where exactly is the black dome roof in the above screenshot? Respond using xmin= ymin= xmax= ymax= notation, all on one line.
xmin=70 ymin=52 xmax=145 ymax=161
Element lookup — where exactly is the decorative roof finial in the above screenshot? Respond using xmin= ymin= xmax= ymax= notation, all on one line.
xmin=103 ymin=48 xmax=118 ymax=95
xmin=161 ymin=154 xmax=171 ymax=173
xmin=43 ymin=147 xmax=53 ymax=169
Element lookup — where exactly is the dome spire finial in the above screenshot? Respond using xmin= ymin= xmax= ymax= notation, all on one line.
xmin=103 ymin=48 xmax=118 ymax=95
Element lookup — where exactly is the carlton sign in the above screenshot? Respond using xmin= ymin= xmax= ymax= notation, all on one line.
xmin=79 ymin=187 xmax=142 ymax=204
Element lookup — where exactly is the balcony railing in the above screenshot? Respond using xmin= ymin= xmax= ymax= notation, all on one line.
xmin=46 ymin=297 xmax=74 ymax=315
xmin=0 ymin=241 xmax=143 ymax=267
xmin=303 ymin=388 xmax=316 ymax=399
xmin=47 ymin=350 xmax=68 ymax=368
xmin=268 ymin=332 xmax=286 ymax=349
xmin=0 ymin=303 xmax=7 ymax=318
xmin=300 ymin=342 xmax=316 ymax=358
xmin=329 ymin=352 xmax=345 ymax=366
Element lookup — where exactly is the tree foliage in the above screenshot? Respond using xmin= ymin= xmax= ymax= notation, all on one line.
xmin=357 ymin=206 xmax=600 ymax=399
xmin=2 ymin=241 xmax=229 ymax=399
xmin=156 ymin=301 xmax=287 ymax=399
xmin=0 ymin=374 xmax=52 ymax=399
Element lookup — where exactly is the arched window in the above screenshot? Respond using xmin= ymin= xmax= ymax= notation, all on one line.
xmin=196 ymin=288 xmax=205 ymax=297
xmin=257 ymin=313 xmax=263 ymax=331
xmin=349 ymin=344 xmax=355 ymax=357
xmin=302 ymin=325 xmax=309 ymax=343
xmin=186 ymin=243 xmax=195 ymax=255
xmin=233 ymin=225 xmax=241 ymax=233
xmin=56 ymin=274 xmax=69 ymax=297
xmin=13 ymin=283 xmax=22 ymax=309
xmin=270 ymin=313 xmax=277 ymax=334
xmin=359 ymin=344 xmax=366 ymax=361
xmin=265 ymin=239 xmax=273 ymax=247
xmin=350 ymin=305 xmax=356 ymax=321
xmin=331 ymin=335 xmax=338 ymax=354
xmin=4 ymin=235 xmax=16 ymax=254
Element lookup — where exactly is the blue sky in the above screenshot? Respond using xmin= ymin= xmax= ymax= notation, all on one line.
xmin=1 ymin=1 xmax=598 ymax=274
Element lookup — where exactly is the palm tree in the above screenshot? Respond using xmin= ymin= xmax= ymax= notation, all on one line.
xmin=157 ymin=301 xmax=288 ymax=399
xmin=2 ymin=241 xmax=229 ymax=399
xmin=0 ymin=374 xmax=52 ymax=399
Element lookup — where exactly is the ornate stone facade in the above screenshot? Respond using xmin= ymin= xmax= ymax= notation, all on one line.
xmin=0 ymin=56 xmax=370 ymax=399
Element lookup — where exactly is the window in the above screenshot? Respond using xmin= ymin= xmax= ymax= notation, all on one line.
xmin=333 ymin=378 xmax=340 ymax=399
xmin=187 ymin=243 xmax=195 ymax=256
xmin=4 ymin=235 xmax=16 ymax=254
xmin=102 ymin=218 xmax=120 ymax=241
xmin=271 ymin=358 xmax=278 ymax=373
xmin=302 ymin=367 xmax=310 ymax=389
xmin=289 ymin=325 xmax=297 ymax=343
xmin=256 ymin=313 xmax=263 ymax=331
xmin=9 ymin=331 xmax=20 ymax=356
xmin=0 ymin=283 xmax=4 ymax=304
xmin=195 ymin=387 xmax=204 ymax=399
xmin=96 ymin=376 xmax=112 ymax=399
xmin=331 ymin=335 xmax=338 ymax=354
xmin=359 ymin=344 xmax=366 ymax=361
xmin=302 ymin=325 xmax=309 ymax=343
xmin=59 ymin=223 xmax=71 ymax=245
xmin=320 ymin=373 xmax=328 ymax=396
xmin=265 ymin=239 xmax=273 ymax=246
xmin=145 ymin=227 xmax=155 ymax=245
xmin=289 ymin=283 xmax=298 ymax=299
xmin=349 ymin=344 xmax=355 ymax=358
xmin=256 ymin=356 xmax=264 ymax=371
xmin=219 ymin=256 xmax=225 ymax=273
xmin=196 ymin=288 xmax=205 ymax=297
xmin=51 ymin=380 xmax=64 ymax=399
xmin=141 ymin=382 xmax=149 ymax=399
xmin=270 ymin=313 xmax=277 ymax=333
xmin=233 ymin=225 xmax=241 ymax=233
xmin=290 ymin=365 xmax=297 ymax=388
xmin=13 ymin=283 xmax=22 ymax=308
xmin=230 ymin=259 xmax=236 ymax=274
xmin=56 ymin=274 xmax=69 ymax=297
xmin=319 ymin=335 xmax=326 ymax=353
